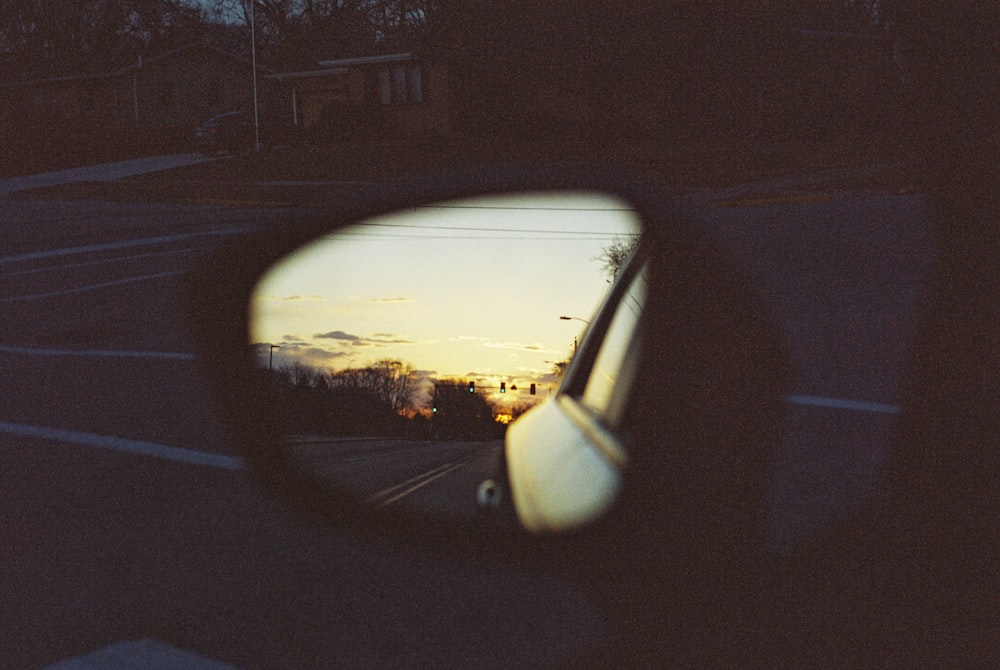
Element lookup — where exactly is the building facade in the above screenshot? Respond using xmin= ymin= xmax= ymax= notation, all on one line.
xmin=267 ymin=53 xmax=450 ymax=140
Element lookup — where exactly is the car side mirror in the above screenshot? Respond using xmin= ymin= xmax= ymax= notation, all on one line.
xmin=186 ymin=168 xmax=785 ymax=563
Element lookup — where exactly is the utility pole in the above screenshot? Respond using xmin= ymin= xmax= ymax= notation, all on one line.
xmin=559 ymin=315 xmax=590 ymax=353
xmin=250 ymin=0 xmax=261 ymax=152
xmin=132 ymin=54 xmax=142 ymax=128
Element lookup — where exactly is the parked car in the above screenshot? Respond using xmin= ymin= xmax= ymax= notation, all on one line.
xmin=193 ymin=111 xmax=253 ymax=155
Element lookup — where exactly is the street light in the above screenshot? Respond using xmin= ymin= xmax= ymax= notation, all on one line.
xmin=268 ymin=344 xmax=280 ymax=371
xmin=559 ymin=315 xmax=590 ymax=352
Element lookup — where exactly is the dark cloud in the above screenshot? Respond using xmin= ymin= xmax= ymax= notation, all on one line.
xmin=315 ymin=330 xmax=361 ymax=341
xmin=313 ymin=331 xmax=416 ymax=347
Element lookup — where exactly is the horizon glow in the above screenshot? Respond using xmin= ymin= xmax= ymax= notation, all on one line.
xmin=250 ymin=191 xmax=640 ymax=407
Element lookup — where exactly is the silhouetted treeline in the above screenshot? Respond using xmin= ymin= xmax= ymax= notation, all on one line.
xmin=437 ymin=1 xmax=905 ymax=145
xmin=206 ymin=0 xmax=439 ymax=71
xmin=330 ymin=359 xmax=419 ymax=414
xmin=0 ymin=1 xmax=936 ymax=176
xmin=0 ymin=1 xmax=437 ymax=81
xmin=0 ymin=1 xmax=437 ymax=176
xmin=262 ymin=361 xmax=506 ymax=440
xmin=262 ymin=360 xmax=423 ymax=438
xmin=1 ymin=2 xmax=896 ymax=84
xmin=430 ymin=381 xmax=506 ymax=441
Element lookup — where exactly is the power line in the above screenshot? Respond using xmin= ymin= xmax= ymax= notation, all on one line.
xmin=329 ymin=233 xmax=629 ymax=242
xmin=344 ymin=221 xmax=639 ymax=236
xmin=333 ymin=223 xmax=638 ymax=242
xmin=424 ymin=204 xmax=635 ymax=212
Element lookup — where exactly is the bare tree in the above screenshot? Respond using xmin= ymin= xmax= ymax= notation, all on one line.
xmin=290 ymin=361 xmax=323 ymax=388
xmin=0 ymin=0 xmax=212 ymax=78
xmin=203 ymin=0 xmax=429 ymax=69
xmin=595 ymin=234 xmax=639 ymax=281
xmin=367 ymin=359 xmax=418 ymax=413
xmin=330 ymin=358 xmax=419 ymax=414
xmin=551 ymin=357 xmax=571 ymax=379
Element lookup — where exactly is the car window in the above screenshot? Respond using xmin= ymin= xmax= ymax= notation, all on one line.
xmin=577 ymin=262 xmax=648 ymax=428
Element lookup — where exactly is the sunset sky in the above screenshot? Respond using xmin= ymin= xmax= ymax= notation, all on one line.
xmin=250 ymin=191 xmax=640 ymax=406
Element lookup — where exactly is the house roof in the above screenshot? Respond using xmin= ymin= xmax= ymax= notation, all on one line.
xmin=267 ymin=53 xmax=417 ymax=83
xmin=317 ymin=53 xmax=415 ymax=68
xmin=112 ymin=42 xmax=270 ymax=76
xmin=265 ymin=67 xmax=349 ymax=82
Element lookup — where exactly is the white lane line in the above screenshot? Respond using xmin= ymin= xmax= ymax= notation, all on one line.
xmin=368 ymin=461 xmax=467 ymax=507
xmin=785 ymin=394 xmax=901 ymax=415
xmin=0 ymin=227 xmax=250 ymax=265
xmin=1 ymin=270 xmax=184 ymax=303
xmin=0 ymin=421 xmax=244 ymax=471
xmin=378 ymin=463 xmax=466 ymax=507
xmin=367 ymin=462 xmax=456 ymax=502
xmin=5 ymin=247 xmax=204 ymax=278
xmin=0 ymin=345 xmax=197 ymax=360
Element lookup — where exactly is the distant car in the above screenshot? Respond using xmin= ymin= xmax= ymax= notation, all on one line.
xmin=193 ymin=112 xmax=253 ymax=155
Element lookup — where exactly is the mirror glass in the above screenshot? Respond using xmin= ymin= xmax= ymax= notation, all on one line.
xmin=249 ymin=192 xmax=640 ymax=524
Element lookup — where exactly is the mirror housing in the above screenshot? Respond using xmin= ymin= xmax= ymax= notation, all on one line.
xmin=185 ymin=166 xmax=784 ymax=567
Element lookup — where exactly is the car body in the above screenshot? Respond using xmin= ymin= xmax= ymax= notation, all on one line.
xmin=502 ymin=254 xmax=646 ymax=533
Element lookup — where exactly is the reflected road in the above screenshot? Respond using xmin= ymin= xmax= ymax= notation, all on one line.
xmin=289 ymin=438 xmax=504 ymax=519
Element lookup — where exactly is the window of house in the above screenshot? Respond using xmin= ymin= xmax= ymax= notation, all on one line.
xmin=377 ymin=64 xmax=424 ymax=105
xmin=407 ymin=66 xmax=423 ymax=103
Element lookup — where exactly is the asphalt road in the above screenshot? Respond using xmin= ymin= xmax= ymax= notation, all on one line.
xmin=1 ymin=198 xmax=598 ymax=669
xmin=698 ymin=192 xmax=931 ymax=548
xmin=289 ymin=438 xmax=503 ymax=519
xmin=1 ymin=181 xmax=932 ymax=667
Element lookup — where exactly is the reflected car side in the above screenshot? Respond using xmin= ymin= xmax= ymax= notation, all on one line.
xmin=500 ymin=251 xmax=647 ymax=532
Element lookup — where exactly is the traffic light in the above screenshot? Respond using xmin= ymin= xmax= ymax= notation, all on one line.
xmin=468 ymin=381 xmax=475 ymax=393
xmin=500 ymin=382 xmax=506 ymax=393
xmin=530 ymin=383 xmax=536 ymax=395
